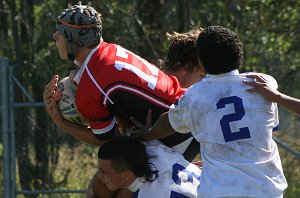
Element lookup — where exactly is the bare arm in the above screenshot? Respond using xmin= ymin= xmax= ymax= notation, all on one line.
xmin=244 ymin=74 xmax=300 ymax=116
xmin=274 ymin=94 xmax=300 ymax=116
xmin=130 ymin=110 xmax=176 ymax=141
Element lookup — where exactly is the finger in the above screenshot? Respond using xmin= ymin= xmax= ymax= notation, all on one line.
xmin=43 ymin=76 xmax=59 ymax=98
xmin=130 ymin=117 xmax=144 ymax=129
xmin=145 ymin=109 xmax=152 ymax=125
xmin=128 ymin=128 xmax=146 ymax=137
xmin=245 ymin=74 xmax=265 ymax=83
xmin=243 ymin=80 xmax=263 ymax=87
xmin=53 ymin=75 xmax=59 ymax=83
xmin=193 ymin=160 xmax=202 ymax=168
xmin=52 ymin=92 xmax=62 ymax=102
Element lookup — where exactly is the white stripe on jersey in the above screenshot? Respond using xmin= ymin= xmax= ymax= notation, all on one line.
xmin=74 ymin=45 xmax=115 ymax=105
xmin=103 ymin=84 xmax=171 ymax=109
xmin=92 ymin=116 xmax=116 ymax=135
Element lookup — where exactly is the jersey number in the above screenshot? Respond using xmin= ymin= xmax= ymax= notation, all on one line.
xmin=115 ymin=46 xmax=158 ymax=90
xmin=171 ymin=163 xmax=200 ymax=198
xmin=216 ymin=96 xmax=251 ymax=142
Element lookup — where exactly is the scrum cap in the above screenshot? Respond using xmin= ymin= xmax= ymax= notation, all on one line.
xmin=56 ymin=3 xmax=102 ymax=60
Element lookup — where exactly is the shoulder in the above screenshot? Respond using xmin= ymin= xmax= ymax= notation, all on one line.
xmin=243 ymin=72 xmax=278 ymax=89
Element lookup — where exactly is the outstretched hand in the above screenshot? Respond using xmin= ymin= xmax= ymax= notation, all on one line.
xmin=243 ymin=74 xmax=280 ymax=102
xmin=128 ymin=109 xmax=153 ymax=138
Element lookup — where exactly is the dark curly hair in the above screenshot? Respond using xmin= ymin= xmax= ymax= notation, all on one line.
xmin=98 ymin=136 xmax=158 ymax=182
xmin=196 ymin=26 xmax=243 ymax=74
xmin=159 ymin=28 xmax=202 ymax=72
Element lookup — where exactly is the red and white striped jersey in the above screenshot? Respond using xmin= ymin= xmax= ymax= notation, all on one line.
xmin=74 ymin=42 xmax=185 ymax=135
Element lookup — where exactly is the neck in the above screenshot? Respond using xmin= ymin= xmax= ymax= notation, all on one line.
xmin=165 ymin=68 xmax=205 ymax=88
xmin=74 ymin=39 xmax=103 ymax=66
xmin=74 ymin=48 xmax=93 ymax=66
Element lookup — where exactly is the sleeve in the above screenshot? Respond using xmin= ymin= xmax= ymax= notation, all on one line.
xmin=168 ymin=94 xmax=191 ymax=133
xmin=261 ymin=73 xmax=278 ymax=89
xmin=90 ymin=116 xmax=116 ymax=135
xmin=263 ymin=74 xmax=279 ymax=131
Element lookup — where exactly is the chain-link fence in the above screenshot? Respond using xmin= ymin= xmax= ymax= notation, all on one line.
xmin=1 ymin=57 xmax=99 ymax=198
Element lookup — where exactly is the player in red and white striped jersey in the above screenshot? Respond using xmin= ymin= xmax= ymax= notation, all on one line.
xmin=43 ymin=3 xmax=204 ymax=198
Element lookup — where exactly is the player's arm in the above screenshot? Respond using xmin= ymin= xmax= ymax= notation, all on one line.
xmin=274 ymin=94 xmax=300 ymax=116
xmin=45 ymin=99 xmax=106 ymax=145
xmin=43 ymin=75 xmax=113 ymax=146
xmin=244 ymin=74 xmax=300 ymax=116
xmin=130 ymin=110 xmax=176 ymax=141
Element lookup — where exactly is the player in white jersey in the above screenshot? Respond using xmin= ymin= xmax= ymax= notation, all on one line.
xmin=94 ymin=136 xmax=201 ymax=198
xmin=131 ymin=26 xmax=288 ymax=197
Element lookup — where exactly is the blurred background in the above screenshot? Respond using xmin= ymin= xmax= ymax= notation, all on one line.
xmin=0 ymin=0 xmax=299 ymax=197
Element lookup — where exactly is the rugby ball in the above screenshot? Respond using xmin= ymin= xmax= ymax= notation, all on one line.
xmin=57 ymin=76 xmax=88 ymax=126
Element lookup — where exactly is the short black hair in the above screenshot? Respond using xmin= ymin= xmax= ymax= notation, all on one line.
xmin=196 ymin=26 xmax=243 ymax=74
xmin=98 ymin=136 xmax=158 ymax=182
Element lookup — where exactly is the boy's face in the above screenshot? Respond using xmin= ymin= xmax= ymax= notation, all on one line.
xmin=97 ymin=159 xmax=126 ymax=190
xmin=53 ymin=31 xmax=68 ymax=60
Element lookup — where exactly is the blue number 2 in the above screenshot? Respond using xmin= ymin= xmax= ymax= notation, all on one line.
xmin=216 ymin=96 xmax=250 ymax=142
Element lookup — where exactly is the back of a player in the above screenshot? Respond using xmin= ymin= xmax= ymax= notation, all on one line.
xmin=180 ymin=71 xmax=287 ymax=197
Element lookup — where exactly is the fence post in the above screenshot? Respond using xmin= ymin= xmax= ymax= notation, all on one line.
xmin=1 ymin=57 xmax=11 ymax=198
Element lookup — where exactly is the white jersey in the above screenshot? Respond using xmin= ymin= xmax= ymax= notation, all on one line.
xmin=168 ymin=70 xmax=287 ymax=198
xmin=130 ymin=140 xmax=201 ymax=198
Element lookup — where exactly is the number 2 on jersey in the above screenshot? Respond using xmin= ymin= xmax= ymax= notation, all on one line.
xmin=217 ymin=96 xmax=251 ymax=142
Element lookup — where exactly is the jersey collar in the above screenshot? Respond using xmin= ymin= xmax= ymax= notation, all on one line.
xmin=73 ymin=44 xmax=101 ymax=84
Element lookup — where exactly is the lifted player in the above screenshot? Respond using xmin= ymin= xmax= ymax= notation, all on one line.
xmin=44 ymin=3 xmax=197 ymax=158
xmin=43 ymin=3 xmax=200 ymax=198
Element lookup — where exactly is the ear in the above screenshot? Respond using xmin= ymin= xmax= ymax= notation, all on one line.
xmin=121 ymin=170 xmax=135 ymax=182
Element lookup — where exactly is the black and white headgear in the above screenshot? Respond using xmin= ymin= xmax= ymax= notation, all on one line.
xmin=56 ymin=3 xmax=102 ymax=60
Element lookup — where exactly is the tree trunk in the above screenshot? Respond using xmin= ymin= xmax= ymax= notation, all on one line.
xmin=177 ymin=0 xmax=193 ymax=32
xmin=0 ymin=0 xmax=9 ymax=51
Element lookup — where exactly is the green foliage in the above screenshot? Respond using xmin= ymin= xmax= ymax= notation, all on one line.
xmin=0 ymin=143 xmax=2 ymax=157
